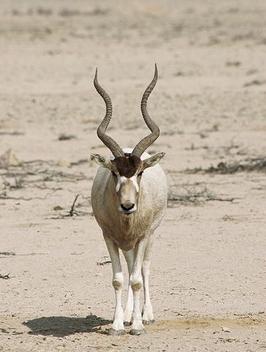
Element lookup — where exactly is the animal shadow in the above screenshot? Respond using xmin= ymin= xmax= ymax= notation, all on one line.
xmin=23 ymin=314 xmax=111 ymax=337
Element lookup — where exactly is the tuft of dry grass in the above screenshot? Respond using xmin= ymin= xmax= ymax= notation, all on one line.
xmin=168 ymin=185 xmax=235 ymax=207
xmin=185 ymin=157 xmax=266 ymax=175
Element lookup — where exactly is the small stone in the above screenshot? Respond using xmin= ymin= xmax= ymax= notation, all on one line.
xmin=58 ymin=134 xmax=76 ymax=141
xmin=221 ymin=326 xmax=231 ymax=333
xmin=53 ymin=205 xmax=64 ymax=211
xmin=56 ymin=159 xmax=71 ymax=167
xmin=0 ymin=149 xmax=21 ymax=168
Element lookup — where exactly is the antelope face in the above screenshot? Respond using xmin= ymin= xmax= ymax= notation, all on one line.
xmin=91 ymin=152 xmax=165 ymax=215
xmin=114 ymin=175 xmax=139 ymax=214
xmin=110 ymin=154 xmax=142 ymax=214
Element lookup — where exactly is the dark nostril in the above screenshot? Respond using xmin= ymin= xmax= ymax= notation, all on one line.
xmin=121 ymin=203 xmax=135 ymax=211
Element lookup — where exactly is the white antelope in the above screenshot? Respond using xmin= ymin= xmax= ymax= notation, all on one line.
xmin=91 ymin=65 xmax=168 ymax=335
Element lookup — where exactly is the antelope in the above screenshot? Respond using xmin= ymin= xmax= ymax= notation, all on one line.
xmin=91 ymin=65 xmax=168 ymax=335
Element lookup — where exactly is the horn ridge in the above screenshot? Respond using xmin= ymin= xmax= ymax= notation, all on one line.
xmin=132 ymin=64 xmax=160 ymax=158
xmin=94 ymin=69 xmax=124 ymax=157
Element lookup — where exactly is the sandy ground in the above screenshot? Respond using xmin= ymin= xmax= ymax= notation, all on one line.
xmin=0 ymin=0 xmax=266 ymax=351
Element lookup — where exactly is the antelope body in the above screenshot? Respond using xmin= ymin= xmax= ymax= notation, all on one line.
xmin=91 ymin=65 xmax=167 ymax=335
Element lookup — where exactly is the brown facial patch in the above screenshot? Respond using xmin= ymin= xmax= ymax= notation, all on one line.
xmin=112 ymin=154 xmax=142 ymax=178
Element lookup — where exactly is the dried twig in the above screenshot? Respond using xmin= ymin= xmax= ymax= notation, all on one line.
xmin=97 ymin=260 xmax=112 ymax=266
xmin=0 ymin=273 xmax=10 ymax=280
xmin=206 ymin=197 xmax=235 ymax=202
xmin=69 ymin=194 xmax=80 ymax=216
xmin=97 ymin=256 xmax=111 ymax=266
xmin=0 ymin=131 xmax=24 ymax=136
xmin=0 ymin=252 xmax=16 ymax=256
xmin=0 ymin=194 xmax=52 ymax=201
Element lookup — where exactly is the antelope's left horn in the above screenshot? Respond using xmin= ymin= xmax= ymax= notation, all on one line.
xmin=132 ymin=64 xmax=160 ymax=158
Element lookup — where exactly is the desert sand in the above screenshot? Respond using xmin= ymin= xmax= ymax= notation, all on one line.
xmin=0 ymin=0 xmax=266 ymax=351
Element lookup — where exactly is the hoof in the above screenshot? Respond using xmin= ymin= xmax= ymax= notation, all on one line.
xmin=129 ymin=329 xmax=145 ymax=336
xmin=143 ymin=319 xmax=155 ymax=325
xmin=124 ymin=321 xmax=132 ymax=326
xmin=107 ymin=328 xmax=125 ymax=336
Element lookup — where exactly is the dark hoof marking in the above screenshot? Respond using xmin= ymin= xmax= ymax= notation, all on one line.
xmin=107 ymin=328 xmax=125 ymax=336
xmin=143 ymin=319 xmax=155 ymax=325
xmin=124 ymin=321 xmax=132 ymax=326
xmin=129 ymin=329 xmax=145 ymax=336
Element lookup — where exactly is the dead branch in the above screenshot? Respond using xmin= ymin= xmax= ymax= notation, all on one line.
xmin=69 ymin=194 xmax=80 ymax=216
xmin=0 ymin=194 xmax=52 ymax=201
xmin=97 ymin=256 xmax=112 ymax=266
xmin=0 ymin=252 xmax=16 ymax=256
xmin=0 ymin=273 xmax=10 ymax=280
xmin=97 ymin=260 xmax=112 ymax=266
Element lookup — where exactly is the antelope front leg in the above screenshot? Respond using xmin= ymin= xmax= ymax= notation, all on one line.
xmin=130 ymin=237 xmax=148 ymax=335
xmin=103 ymin=234 xmax=124 ymax=335
xmin=123 ymin=249 xmax=134 ymax=325
xmin=142 ymin=237 xmax=154 ymax=324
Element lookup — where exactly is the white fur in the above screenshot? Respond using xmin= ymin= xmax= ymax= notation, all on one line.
xmin=116 ymin=175 xmax=139 ymax=193
xmin=91 ymin=148 xmax=167 ymax=333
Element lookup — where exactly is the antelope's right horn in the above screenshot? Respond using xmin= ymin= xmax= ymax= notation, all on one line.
xmin=94 ymin=69 xmax=124 ymax=158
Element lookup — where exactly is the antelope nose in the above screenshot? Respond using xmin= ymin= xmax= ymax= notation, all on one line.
xmin=121 ymin=202 xmax=135 ymax=211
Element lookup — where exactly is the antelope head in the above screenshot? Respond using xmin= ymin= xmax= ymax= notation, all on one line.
xmin=91 ymin=65 xmax=165 ymax=215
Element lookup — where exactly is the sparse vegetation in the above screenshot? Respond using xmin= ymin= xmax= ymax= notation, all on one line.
xmin=168 ymin=185 xmax=235 ymax=206
xmin=185 ymin=157 xmax=266 ymax=174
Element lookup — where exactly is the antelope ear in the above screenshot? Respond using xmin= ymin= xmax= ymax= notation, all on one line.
xmin=142 ymin=152 xmax=165 ymax=170
xmin=90 ymin=154 xmax=112 ymax=170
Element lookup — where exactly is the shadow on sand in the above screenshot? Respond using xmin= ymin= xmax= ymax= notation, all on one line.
xmin=23 ymin=314 xmax=111 ymax=337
